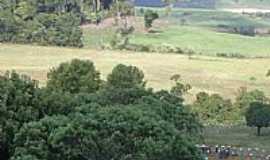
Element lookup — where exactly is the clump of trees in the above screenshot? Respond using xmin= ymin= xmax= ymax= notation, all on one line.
xmin=0 ymin=1 xmax=84 ymax=47
xmin=191 ymin=87 xmax=269 ymax=124
xmin=191 ymin=86 xmax=270 ymax=136
xmin=0 ymin=0 xmax=134 ymax=47
xmin=0 ymin=59 xmax=204 ymax=160
xmin=192 ymin=92 xmax=237 ymax=124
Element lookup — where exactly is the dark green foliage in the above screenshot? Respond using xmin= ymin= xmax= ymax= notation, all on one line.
xmin=98 ymin=87 xmax=152 ymax=105
xmin=138 ymin=96 xmax=202 ymax=137
xmin=144 ymin=10 xmax=159 ymax=30
xmin=0 ymin=72 xmax=40 ymax=160
xmin=245 ymin=102 xmax=270 ymax=136
xmin=0 ymin=0 xmax=133 ymax=47
xmin=0 ymin=60 xmax=203 ymax=160
xmin=37 ymin=89 xmax=77 ymax=117
xmin=32 ymin=13 xmax=83 ymax=47
xmin=0 ymin=1 xmax=84 ymax=47
xmin=47 ymin=59 xmax=102 ymax=94
xmin=0 ymin=10 xmax=19 ymax=42
xmin=12 ymin=105 xmax=203 ymax=160
xmin=100 ymin=64 xmax=148 ymax=105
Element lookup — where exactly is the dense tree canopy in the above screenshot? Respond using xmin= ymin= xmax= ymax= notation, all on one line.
xmin=12 ymin=106 xmax=202 ymax=160
xmin=0 ymin=72 xmax=40 ymax=160
xmin=0 ymin=60 xmax=203 ymax=160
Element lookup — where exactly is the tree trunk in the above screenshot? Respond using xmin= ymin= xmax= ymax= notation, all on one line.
xmin=257 ymin=127 xmax=261 ymax=136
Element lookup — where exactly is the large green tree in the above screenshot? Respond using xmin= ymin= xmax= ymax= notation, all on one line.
xmin=245 ymin=102 xmax=270 ymax=136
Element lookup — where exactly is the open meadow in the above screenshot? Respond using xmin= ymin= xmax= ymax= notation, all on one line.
xmin=204 ymin=126 xmax=270 ymax=151
xmin=1 ymin=43 xmax=270 ymax=102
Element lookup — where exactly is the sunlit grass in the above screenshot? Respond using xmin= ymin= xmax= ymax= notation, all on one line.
xmin=1 ymin=43 xmax=270 ymax=102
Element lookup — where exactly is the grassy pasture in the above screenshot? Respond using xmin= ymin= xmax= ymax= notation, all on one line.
xmin=204 ymin=126 xmax=270 ymax=151
xmin=83 ymin=23 xmax=270 ymax=57
xmin=1 ymin=44 xmax=270 ymax=102
xmin=136 ymin=8 xmax=270 ymax=28
xmin=83 ymin=8 xmax=270 ymax=57
xmin=131 ymin=26 xmax=270 ymax=57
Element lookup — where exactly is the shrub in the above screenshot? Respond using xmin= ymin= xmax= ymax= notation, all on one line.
xmin=216 ymin=52 xmax=245 ymax=58
xmin=144 ymin=10 xmax=159 ymax=30
xmin=110 ymin=26 xmax=135 ymax=50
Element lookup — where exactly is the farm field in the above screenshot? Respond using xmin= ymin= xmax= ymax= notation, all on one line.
xmin=83 ymin=22 xmax=270 ymax=57
xmin=131 ymin=26 xmax=270 ymax=57
xmin=83 ymin=8 xmax=270 ymax=57
xmin=1 ymin=43 xmax=270 ymax=101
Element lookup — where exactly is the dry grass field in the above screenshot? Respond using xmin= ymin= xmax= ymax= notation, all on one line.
xmin=1 ymin=43 xmax=270 ymax=102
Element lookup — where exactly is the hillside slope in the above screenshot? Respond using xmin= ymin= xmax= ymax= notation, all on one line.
xmin=1 ymin=44 xmax=270 ymax=102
